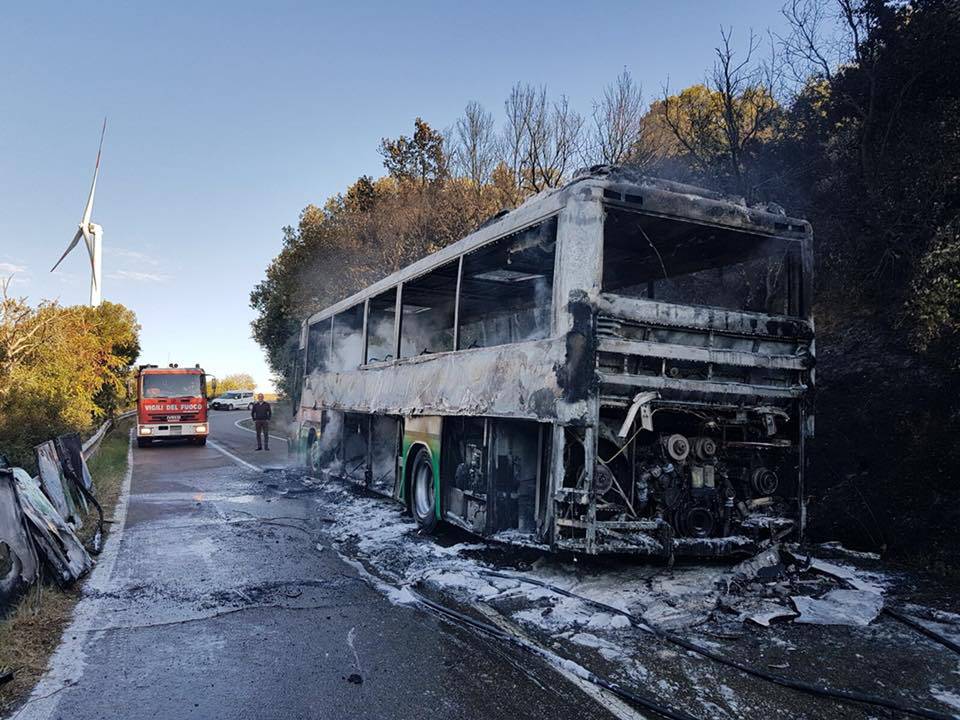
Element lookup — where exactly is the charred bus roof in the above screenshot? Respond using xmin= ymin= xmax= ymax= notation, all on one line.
xmin=304 ymin=165 xmax=812 ymax=328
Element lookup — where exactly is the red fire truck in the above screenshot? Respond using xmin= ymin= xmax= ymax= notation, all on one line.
xmin=136 ymin=364 xmax=210 ymax=448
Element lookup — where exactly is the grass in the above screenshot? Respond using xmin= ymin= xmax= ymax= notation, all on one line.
xmin=0 ymin=416 xmax=133 ymax=713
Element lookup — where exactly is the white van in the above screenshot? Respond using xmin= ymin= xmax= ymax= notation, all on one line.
xmin=211 ymin=391 xmax=255 ymax=411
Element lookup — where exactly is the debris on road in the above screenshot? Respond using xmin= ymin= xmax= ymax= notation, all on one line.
xmin=791 ymin=589 xmax=884 ymax=626
xmin=275 ymin=471 xmax=960 ymax=720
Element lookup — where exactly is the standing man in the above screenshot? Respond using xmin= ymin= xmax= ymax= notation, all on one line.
xmin=251 ymin=393 xmax=272 ymax=451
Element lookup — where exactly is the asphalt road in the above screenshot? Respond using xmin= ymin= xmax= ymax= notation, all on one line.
xmin=9 ymin=410 xmax=617 ymax=720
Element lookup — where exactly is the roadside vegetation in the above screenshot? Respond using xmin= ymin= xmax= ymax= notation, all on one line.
xmin=211 ymin=372 xmax=257 ymax=396
xmin=0 ymin=282 xmax=140 ymax=472
xmin=251 ymin=0 xmax=960 ymax=566
xmin=0 ymin=418 xmax=133 ymax=713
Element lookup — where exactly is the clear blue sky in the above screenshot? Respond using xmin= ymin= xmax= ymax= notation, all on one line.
xmin=1 ymin=1 xmax=799 ymax=390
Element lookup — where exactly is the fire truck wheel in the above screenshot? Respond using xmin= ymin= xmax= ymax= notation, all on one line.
xmin=409 ymin=446 xmax=438 ymax=533
xmin=137 ymin=439 xmax=151 ymax=448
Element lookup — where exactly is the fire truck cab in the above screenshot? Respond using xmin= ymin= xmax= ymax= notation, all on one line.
xmin=136 ymin=364 xmax=210 ymax=447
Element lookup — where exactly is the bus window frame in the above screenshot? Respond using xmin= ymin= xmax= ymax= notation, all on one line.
xmin=311 ymin=213 xmax=562 ymax=374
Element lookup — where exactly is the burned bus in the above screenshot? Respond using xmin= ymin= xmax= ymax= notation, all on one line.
xmin=293 ymin=166 xmax=814 ymax=559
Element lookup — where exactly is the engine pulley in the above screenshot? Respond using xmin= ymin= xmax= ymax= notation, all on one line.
xmin=751 ymin=467 xmax=779 ymax=495
xmin=694 ymin=436 xmax=717 ymax=460
xmin=665 ymin=434 xmax=690 ymax=462
xmin=593 ymin=462 xmax=615 ymax=495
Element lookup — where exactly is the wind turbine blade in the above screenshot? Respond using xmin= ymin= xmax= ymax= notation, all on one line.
xmin=51 ymin=228 xmax=84 ymax=272
xmin=81 ymin=118 xmax=106 ymax=226
xmin=82 ymin=226 xmax=96 ymax=278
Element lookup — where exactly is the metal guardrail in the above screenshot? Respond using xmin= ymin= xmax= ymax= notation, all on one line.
xmin=81 ymin=409 xmax=137 ymax=460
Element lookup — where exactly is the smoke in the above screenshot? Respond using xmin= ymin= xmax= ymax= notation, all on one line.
xmin=317 ymin=410 xmax=343 ymax=476
xmin=400 ymin=304 xmax=454 ymax=357
xmin=365 ymin=315 xmax=396 ymax=363
xmin=331 ymin=329 xmax=364 ymax=371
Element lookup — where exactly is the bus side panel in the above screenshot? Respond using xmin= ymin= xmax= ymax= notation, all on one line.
xmin=401 ymin=416 xmax=443 ymax=519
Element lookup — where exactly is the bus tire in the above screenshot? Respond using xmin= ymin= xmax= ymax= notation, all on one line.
xmin=195 ymin=437 xmax=207 ymax=446
xmin=137 ymin=439 xmax=151 ymax=448
xmin=409 ymin=446 xmax=438 ymax=533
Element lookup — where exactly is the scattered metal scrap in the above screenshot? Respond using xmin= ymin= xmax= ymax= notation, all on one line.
xmin=0 ymin=434 xmax=102 ymax=608
xmin=471 ymin=567 xmax=953 ymax=720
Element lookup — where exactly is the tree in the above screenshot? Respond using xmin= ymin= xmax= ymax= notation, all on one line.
xmin=502 ymin=84 xmax=584 ymax=194
xmin=586 ymin=68 xmax=663 ymax=168
xmin=452 ymin=101 xmax=498 ymax=191
xmin=215 ymin=373 xmax=257 ymax=394
xmin=379 ymin=118 xmax=448 ymax=185
xmin=344 ymin=175 xmax=377 ymax=213
xmin=660 ymin=28 xmax=781 ymax=197
xmin=0 ymin=286 xmax=140 ymax=470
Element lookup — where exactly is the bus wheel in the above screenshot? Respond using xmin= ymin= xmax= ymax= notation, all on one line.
xmin=195 ymin=437 xmax=207 ymax=446
xmin=410 ymin=447 xmax=438 ymax=533
xmin=137 ymin=439 xmax=151 ymax=448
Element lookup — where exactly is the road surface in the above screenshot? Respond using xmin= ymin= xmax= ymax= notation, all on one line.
xmin=9 ymin=409 xmax=619 ymax=720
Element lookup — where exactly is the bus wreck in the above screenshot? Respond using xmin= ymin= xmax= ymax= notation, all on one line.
xmin=294 ymin=165 xmax=814 ymax=559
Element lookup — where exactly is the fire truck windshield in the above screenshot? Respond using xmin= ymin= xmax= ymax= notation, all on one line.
xmin=142 ymin=374 xmax=203 ymax=398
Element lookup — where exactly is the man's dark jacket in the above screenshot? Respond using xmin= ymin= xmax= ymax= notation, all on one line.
xmin=251 ymin=401 xmax=272 ymax=421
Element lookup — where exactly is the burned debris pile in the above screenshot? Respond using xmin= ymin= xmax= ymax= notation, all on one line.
xmin=0 ymin=433 xmax=101 ymax=610
xmin=718 ymin=546 xmax=885 ymax=628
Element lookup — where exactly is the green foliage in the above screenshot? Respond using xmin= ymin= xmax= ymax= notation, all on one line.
xmin=0 ymin=288 xmax=140 ymax=471
xmin=907 ymin=218 xmax=960 ymax=365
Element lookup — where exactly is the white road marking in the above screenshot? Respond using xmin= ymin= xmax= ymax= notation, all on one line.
xmin=206 ymin=437 xmax=261 ymax=472
xmin=14 ymin=431 xmax=136 ymax=720
xmin=233 ymin=417 xmax=286 ymax=442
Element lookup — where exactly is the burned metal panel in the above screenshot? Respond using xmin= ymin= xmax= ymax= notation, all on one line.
xmin=596 ymin=294 xmax=814 ymax=341
xmin=35 ymin=440 xmax=86 ymax=528
xmin=300 ymin=335 xmax=591 ymax=425
xmin=0 ymin=470 xmax=39 ymax=603
xmin=10 ymin=467 xmax=92 ymax=584
xmin=594 ymin=167 xmax=811 ymax=241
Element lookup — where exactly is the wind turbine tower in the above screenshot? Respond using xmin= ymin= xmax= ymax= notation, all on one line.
xmin=51 ymin=119 xmax=106 ymax=307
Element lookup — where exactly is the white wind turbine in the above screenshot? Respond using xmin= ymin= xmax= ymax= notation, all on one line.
xmin=51 ymin=119 xmax=107 ymax=307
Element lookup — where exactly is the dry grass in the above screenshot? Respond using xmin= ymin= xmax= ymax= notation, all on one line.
xmin=0 ymin=417 xmax=133 ymax=713
xmin=0 ymin=584 xmax=79 ymax=709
